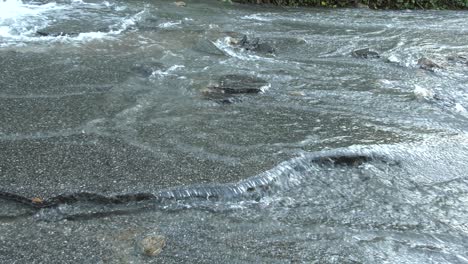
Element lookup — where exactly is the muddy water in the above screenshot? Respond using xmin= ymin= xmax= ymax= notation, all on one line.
xmin=1 ymin=0 xmax=468 ymax=263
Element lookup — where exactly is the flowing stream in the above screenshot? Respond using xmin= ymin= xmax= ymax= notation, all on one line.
xmin=1 ymin=0 xmax=468 ymax=262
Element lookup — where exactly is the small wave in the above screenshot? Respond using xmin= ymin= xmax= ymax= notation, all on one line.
xmin=413 ymin=85 xmax=468 ymax=118
xmin=150 ymin=135 xmax=468 ymax=203
xmin=150 ymin=64 xmax=185 ymax=78
xmin=3 ymin=134 xmax=467 ymax=221
xmin=213 ymin=37 xmax=278 ymax=63
xmin=0 ymin=0 xmax=63 ymax=20
xmin=0 ymin=1 xmax=144 ymax=46
xmin=454 ymin=103 xmax=467 ymax=113
xmin=241 ymin=13 xmax=275 ymax=22
xmin=0 ymin=0 xmax=67 ymax=42
xmin=413 ymin=85 xmax=434 ymax=99
xmin=46 ymin=8 xmax=146 ymax=42
xmin=158 ymin=20 xmax=182 ymax=29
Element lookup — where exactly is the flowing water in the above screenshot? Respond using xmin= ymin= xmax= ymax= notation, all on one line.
xmin=1 ymin=0 xmax=468 ymax=262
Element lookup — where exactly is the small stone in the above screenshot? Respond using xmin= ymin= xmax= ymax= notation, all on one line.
xmin=138 ymin=235 xmax=166 ymax=256
xmin=418 ymin=57 xmax=441 ymax=71
xmin=229 ymin=35 xmax=275 ymax=54
xmin=175 ymin=1 xmax=186 ymax=7
xmin=31 ymin=197 xmax=44 ymax=204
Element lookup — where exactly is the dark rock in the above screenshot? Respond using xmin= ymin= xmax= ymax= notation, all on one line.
xmin=234 ymin=35 xmax=275 ymax=54
xmin=214 ymin=74 xmax=269 ymax=94
xmin=418 ymin=57 xmax=441 ymax=71
xmin=254 ymin=42 xmax=276 ymax=54
xmin=201 ymin=74 xmax=269 ymax=103
xmin=351 ymin=48 xmax=380 ymax=59
xmin=313 ymin=154 xmax=371 ymax=166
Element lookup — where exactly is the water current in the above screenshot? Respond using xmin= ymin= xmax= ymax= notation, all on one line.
xmin=1 ymin=0 xmax=468 ymax=262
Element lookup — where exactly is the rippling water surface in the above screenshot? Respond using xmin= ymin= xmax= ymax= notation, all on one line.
xmin=1 ymin=0 xmax=468 ymax=262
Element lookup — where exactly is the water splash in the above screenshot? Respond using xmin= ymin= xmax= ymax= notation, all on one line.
xmin=0 ymin=0 xmax=65 ymax=40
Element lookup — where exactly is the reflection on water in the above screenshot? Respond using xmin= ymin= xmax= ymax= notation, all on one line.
xmin=0 ymin=0 xmax=468 ymax=262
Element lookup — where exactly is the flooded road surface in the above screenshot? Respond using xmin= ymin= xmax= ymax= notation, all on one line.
xmin=1 ymin=0 xmax=468 ymax=262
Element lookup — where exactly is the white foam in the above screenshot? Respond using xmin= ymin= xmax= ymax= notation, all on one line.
xmin=413 ymin=85 xmax=434 ymax=99
xmin=386 ymin=54 xmax=400 ymax=63
xmin=150 ymin=65 xmax=185 ymax=78
xmin=260 ymin=83 xmax=271 ymax=93
xmin=214 ymin=37 xmax=274 ymax=62
xmin=0 ymin=0 xmax=61 ymax=20
xmin=454 ymin=103 xmax=467 ymax=113
xmin=0 ymin=0 xmax=66 ymax=44
xmin=68 ymin=9 xmax=145 ymax=42
xmin=241 ymin=14 xmax=274 ymax=22
xmin=74 ymin=31 xmax=110 ymax=41
xmin=0 ymin=0 xmax=140 ymax=46
xmin=158 ymin=21 xmax=182 ymax=28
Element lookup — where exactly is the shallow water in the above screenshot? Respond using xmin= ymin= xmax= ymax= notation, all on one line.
xmin=0 ymin=0 xmax=468 ymax=263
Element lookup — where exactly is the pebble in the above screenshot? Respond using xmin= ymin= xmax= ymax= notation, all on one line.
xmin=418 ymin=57 xmax=441 ymax=71
xmin=138 ymin=235 xmax=166 ymax=256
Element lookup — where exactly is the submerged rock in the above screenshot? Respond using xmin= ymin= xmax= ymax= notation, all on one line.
xmin=130 ymin=62 xmax=164 ymax=77
xmin=313 ymin=154 xmax=371 ymax=166
xmin=135 ymin=18 xmax=160 ymax=31
xmin=201 ymin=74 xmax=269 ymax=103
xmin=211 ymin=74 xmax=269 ymax=94
xmin=36 ymin=27 xmax=110 ymax=37
xmin=230 ymin=35 xmax=275 ymax=54
xmin=193 ymin=39 xmax=225 ymax=56
xmin=351 ymin=48 xmax=380 ymax=59
xmin=417 ymin=57 xmax=441 ymax=71
xmin=137 ymin=235 xmax=166 ymax=256
xmin=447 ymin=55 xmax=468 ymax=65
xmin=36 ymin=31 xmax=79 ymax=37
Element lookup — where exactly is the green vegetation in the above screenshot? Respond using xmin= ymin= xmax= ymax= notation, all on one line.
xmin=233 ymin=0 xmax=468 ymax=9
